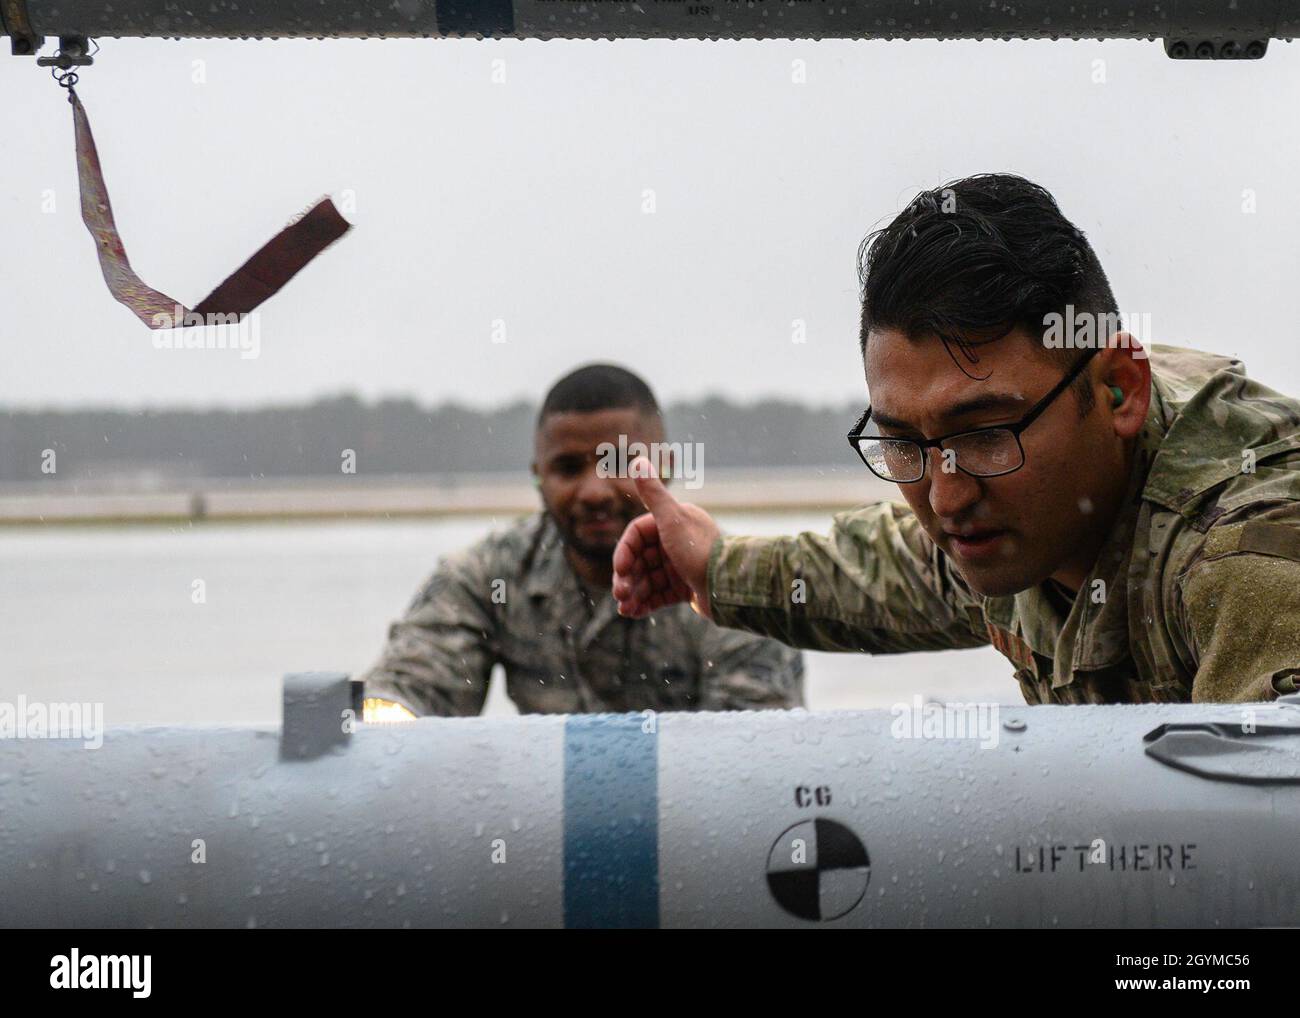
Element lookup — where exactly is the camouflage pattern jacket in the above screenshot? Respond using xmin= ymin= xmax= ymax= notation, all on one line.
xmin=707 ymin=346 xmax=1300 ymax=704
xmin=364 ymin=511 xmax=805 ymax=715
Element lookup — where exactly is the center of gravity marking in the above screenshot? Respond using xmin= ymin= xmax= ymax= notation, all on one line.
xmin=766 ymin=818 xmax=870 ymax=922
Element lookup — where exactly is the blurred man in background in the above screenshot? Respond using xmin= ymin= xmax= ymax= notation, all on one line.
xmin=363 ymin=363 xmax=804 ymax=716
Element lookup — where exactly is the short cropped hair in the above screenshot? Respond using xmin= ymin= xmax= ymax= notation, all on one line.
xmin=537 ymin=363 xmax=661 ymax=429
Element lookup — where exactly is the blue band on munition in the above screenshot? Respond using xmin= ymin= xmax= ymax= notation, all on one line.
xmin=563 ymin=713 xmax=659 ymax=929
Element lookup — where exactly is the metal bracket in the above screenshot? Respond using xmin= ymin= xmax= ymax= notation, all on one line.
xmin=280 ymin=671 xmax=364 ymax=761
xmin=0 ymin=0 xmax=42 ymax=55
xmin=36 ymin=34 xmax=94 ymax=69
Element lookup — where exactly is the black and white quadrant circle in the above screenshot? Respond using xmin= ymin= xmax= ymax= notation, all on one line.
xmin=766 ymin=818 xmax=870 ymax=921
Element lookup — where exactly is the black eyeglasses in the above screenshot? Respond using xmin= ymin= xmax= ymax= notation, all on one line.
xmin=847 ymin=347 xmax=1100 ymax=483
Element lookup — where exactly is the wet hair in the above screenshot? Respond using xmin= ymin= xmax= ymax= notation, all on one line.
xmin=857 ymin=173 xmax=1120 ymax=413
xmin=537 ymin=363 xmax=661 ymax=429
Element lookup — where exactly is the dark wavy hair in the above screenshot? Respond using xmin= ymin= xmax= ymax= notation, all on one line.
xmin=857 ymin=173 xmax=1119 ymax=412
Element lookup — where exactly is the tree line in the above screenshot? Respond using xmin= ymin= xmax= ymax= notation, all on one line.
xmin=0 ymin=394 xmax=863 ymax=482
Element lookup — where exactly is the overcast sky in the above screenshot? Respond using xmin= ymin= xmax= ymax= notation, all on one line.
xmin=2 ymin=37 xmax=1298 ymax=410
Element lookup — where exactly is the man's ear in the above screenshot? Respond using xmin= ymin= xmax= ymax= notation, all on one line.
xmin=530 ymin=461 xmax=541 ymax=489
xmin=1100 ymin=333 xmax=1152 ymax=440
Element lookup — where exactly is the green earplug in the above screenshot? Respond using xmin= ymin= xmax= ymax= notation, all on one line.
xmin=1110 ymin=386 xmax=1124 ymax=407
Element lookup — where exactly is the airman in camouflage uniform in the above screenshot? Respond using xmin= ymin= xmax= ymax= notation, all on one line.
xmin=704 ymin=346 xmax=1300 ymax=704
xmin=611 ymin=174 xmax=1300 ymax=705
xmin=363 ymin=363 xmax=804 ymax=716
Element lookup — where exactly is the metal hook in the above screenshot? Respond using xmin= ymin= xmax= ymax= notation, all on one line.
xmin=51 ymin=64 xmax=78 ymax=97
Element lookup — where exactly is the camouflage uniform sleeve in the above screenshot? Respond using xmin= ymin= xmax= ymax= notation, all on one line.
xmin=1176 ymin=515 xmax=1300 ymax=703
xmin=694 ymin=622 xmax=806 ymax=710
xmin=360 ymin=544 xmax=499 ymax=716
xmin=706 ymin=501 xmax=989 ymax=654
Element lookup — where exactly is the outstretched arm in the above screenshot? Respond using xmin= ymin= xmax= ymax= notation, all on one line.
xmin=612 ymin=456 xmax=988 ymax=655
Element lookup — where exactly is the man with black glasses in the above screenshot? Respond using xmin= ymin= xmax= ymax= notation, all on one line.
xmin=612 ymin=173 xmax=1300 ymax=705
xmin=362 ymin=362 xmax=804 ymax=716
